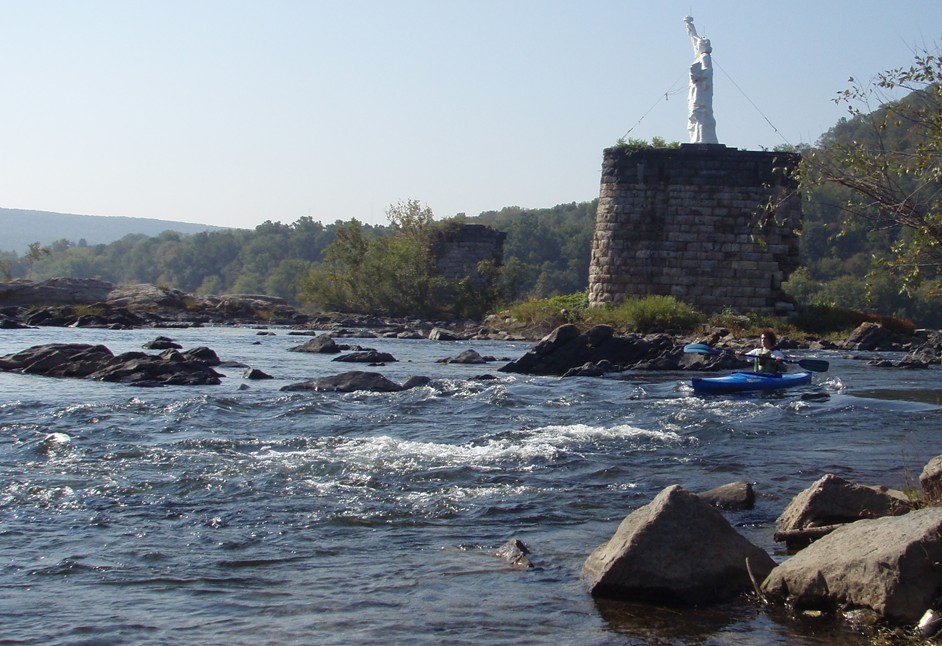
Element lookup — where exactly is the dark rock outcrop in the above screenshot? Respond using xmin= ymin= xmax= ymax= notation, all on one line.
xmin=583 ymin=485 xmax=775 ymax=605
xmin=496 ymin=538 xmax=534 ymax=570
xmin=333 ymin=350 xmax=397 ymax=363
xmin=281 ymin=371 xmax=417 ymax=393
xmin=0 ymin=343 xmax=222 ymax=386
xmin=437 ymin=349 xmax=490 ymax=365
xmin=88 ymin=352 xmax=222 ymax=386
xmin=499 ymin=324 xmax=676 ymax=376
xmin=698 ymin=481 xmax=756 ymax=511
xmin=842 ymin=322 xmax=907 ymax=352
xmin=288 ymin=336 xmax=342 ymax=354
xmin=180 ymin=346 xmax=222 ymax=366
xmin=143 ymin=336 xmax=182 ymax=350
xmin=429 ymin=327 xmax=464 ymax=341
xmin=0 ymin=343 xmax=115 ymax=378
xmin=0 ymin=278 xmax=307 ymax=327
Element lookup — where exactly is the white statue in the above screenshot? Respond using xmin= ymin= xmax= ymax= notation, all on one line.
xmin=684 ymin=16 xmax=718 ymax=144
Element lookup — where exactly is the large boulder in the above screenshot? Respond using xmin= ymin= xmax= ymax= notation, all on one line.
xmin=906 ymin=329 xmax=942 ymax=365
xmin=773 ymin=474 xmax=912 ymax=548
xmin=761 ymin=507 xmax=942 ymax=623
xmin=179 ymin=346 xmax=222 ymax=366
xmin=499 ymin=324 xmax=676 ymax=376
xmin=288 ymin=335 xmax=342 ymax=354
xmin=87 ymin=351 xmax=222 ymax=386
xmin=841 ymin=322 xmax=906 ymax=352
xmin=920 ymin=455 xmax=942 ymax=503
xmin=583 ymin=485 xmax=775 ymax=605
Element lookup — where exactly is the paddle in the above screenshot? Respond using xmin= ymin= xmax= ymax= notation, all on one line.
xmin=683 ymin=343 xmax=830 ymax=372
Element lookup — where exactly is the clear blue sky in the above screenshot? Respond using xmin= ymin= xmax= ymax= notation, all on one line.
xmin=2 ymin=1 xmax=939 ymax=229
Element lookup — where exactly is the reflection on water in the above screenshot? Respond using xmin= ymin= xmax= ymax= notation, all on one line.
xmin=850 ymin=388 xmax=942 ymax=407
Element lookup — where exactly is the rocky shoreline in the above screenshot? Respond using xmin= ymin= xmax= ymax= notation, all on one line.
xmin=580 ymin=463 xmax=942 ymax=638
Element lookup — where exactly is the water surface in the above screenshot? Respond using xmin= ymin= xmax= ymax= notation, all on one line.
xmin=1 ymin=326 xmax=938 ymax=644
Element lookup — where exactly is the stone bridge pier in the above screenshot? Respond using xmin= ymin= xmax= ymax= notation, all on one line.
xmin=588 ymin=144 xmax=802 ymax=315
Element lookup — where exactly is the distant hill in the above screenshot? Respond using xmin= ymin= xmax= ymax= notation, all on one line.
xmin=0 ymin=208 xmax=234 ymax=254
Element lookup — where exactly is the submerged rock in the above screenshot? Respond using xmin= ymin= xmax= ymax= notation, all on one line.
xmin=496 ymin=538 xmax=534 ymax=570
xmin=333 ymin=350 xmax=398 ymax=363
xmin=281 ymin=371 xmax=409 ymax=393
xmin=697 ymin=481 xmax=755 ymax=511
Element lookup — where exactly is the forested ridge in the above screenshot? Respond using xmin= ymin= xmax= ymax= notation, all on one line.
xmin=4 ymin=56 xmax=942 ymax=327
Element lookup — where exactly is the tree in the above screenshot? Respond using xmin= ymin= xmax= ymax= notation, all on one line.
xmin=24 ymin=242 xmax=52 ymax=278
xmin=386 ymin=198 xmax=435 ymax=241
xmin=806 ymin=48 xmax=942 ymax=293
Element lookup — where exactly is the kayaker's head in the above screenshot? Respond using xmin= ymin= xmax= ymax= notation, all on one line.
xmin=760 ymin=330 xmax=777 ymax=349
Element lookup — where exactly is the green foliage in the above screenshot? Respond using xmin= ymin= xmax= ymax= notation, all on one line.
xmin=790 ymin=302 xmax=916 ymax=336
xmin=298 ymin=202 xmax=500 ymax=319
xmin=72 ymin=304 xmax=108 ymax=318
xmin=26 ymin=219 xmax=341 ymax=304
xmin=611 ymin=136 xmax=681 ymax=152
xmin=804 ymin=48 xmax=942 ymax=297
xmin=0 ymin=251 xmax=13 ymax=280
xmin=450 ymin=260 xmax=503 ymax=320
xmin=475 ymin=201 xmax=596 ymax=299
xmin=24 ymin=242 xmax=52 ymax=277
xmin=506 ymin=293 xmax=703 ymax=334
xmin=707 ymin=307 xmax=791 ymax=338
xmin=586 ymin=295 xmax=704 ymax=333
xmin=507 ymin=292 xmax=589 ymax=328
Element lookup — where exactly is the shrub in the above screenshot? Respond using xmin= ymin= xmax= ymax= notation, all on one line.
xmin=791 ymin=302 xmax=916 ymax=336
xmin=586 ymin=295 xmax=704 ymax=333
xmin=507 ymin=292 xmax=588 ymax=327
xmin=709 ymin=307 xmax=796 ymax=338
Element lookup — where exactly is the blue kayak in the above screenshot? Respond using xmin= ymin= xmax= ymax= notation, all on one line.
xmin=691 ymin=371 xmax=812 ymax=394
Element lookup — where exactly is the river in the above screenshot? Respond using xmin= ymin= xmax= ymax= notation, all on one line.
xmin=1 ymin=325 xmax=939 ymax=645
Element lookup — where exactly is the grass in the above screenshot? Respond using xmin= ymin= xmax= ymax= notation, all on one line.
xmin=585 ymin=295 xmax=703 ymax=334
xmin=506 ymin=292 xmax=589 ymax=328
xmin=499 ymin=293 xmax=917 ymax=340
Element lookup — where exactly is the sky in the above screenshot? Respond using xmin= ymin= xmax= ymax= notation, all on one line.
xmin=2 ymin=1 xmax=940 ymax=230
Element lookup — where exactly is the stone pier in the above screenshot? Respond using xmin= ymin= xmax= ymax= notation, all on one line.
xmin=588 ymin=144 xmax=801 ymax=315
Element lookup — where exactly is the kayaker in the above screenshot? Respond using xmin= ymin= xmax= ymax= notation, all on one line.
xmin=737 ymin=330 xmax=786 ymax=373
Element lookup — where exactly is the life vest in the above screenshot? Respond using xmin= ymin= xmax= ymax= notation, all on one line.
xmin=754 ymin=348 xmax=782 ymax=373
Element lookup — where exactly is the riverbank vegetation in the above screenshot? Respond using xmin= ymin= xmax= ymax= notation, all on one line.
xmin=3 ymin=49 xmax=941 ymax=330
xmin=500 ymin=291 xmax=917 ymax=341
